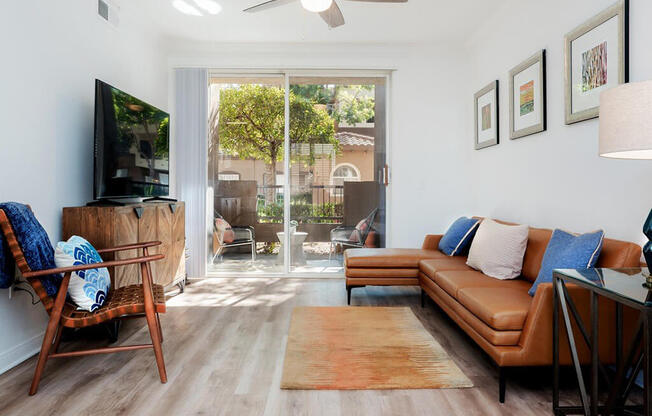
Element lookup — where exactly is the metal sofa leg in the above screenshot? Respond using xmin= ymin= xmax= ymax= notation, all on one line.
xmin=420 ymin=288 xmax=426 ymax=308
xmin=499 ymin=367 xmax=506 ymax=403
xmin=347 ymin=286 xmax=352 ymax=305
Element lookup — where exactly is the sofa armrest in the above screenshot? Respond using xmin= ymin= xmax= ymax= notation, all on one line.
xmin=518 ymin=281 xmax=616 ymax=366
xmin=422 ymin=234 xmax=443 ymax=251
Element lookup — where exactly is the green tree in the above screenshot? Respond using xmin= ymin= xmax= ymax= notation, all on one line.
xmin=216 ymin=84 xmax=337 ymax=189
xmin=290 ymin=84 xmax=375 ymax=125
xmin=112 ymin=90 xmax=169 ymax=177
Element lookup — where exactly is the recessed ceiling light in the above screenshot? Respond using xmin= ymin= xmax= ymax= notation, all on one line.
xmin=172 ymin=0 xmax=203 ymax=16
xmin=193 ymin=0 xmax=222 ymax=15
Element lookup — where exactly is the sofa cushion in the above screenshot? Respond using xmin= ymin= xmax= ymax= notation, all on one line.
xmin=457 ymin=287 xmax=532 ymax=331
xmin=419 ymin=257 xmax=472 ymax=277
xmin=420 ymin=275 xmax=523 ymax=346
xmin=467 ymin=219 xmax=529 ymax=280
xmin=344 ymin=248 xmax=444 ymax=269
xmin=438 ymin=217 xmax=480 ymax=256
xmin=432 ymin=270 xmax=530 ymax=300
xmin=345 ymin=268 xmax=419 ymax=278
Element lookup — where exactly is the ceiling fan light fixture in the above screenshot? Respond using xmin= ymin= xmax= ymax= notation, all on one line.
xmin=300 ymin=0 xmax=333 ymax=13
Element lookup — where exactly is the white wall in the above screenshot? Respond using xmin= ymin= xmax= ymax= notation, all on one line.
xmin=463 ymin=0 xmax=652 ymax=247
xmin=166 ymin=41 xmax=472 ymax=248
xmin=0 ymin=1 xmax=167 ymax=374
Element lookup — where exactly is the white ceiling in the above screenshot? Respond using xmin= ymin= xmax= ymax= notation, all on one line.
xmin=137 ymin=0 xmax=500 ymax=43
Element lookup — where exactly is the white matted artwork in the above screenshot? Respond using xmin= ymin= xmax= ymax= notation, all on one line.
xmin=564 ymin=0 xmax=628 ymax=124
xmin=509 ymin=50 xmax=546 ymax=140
xmin=474 ymin=80 xmax=499 ymax=150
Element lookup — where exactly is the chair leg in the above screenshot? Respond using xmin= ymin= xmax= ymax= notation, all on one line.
xmin=51 ymin=324 xmax=63 ymax=354
xmin=141 ymin=260 xmax=167 ymax=383
xmin=156 ymin=313 xmax=163 ymax=344
xmin=145 ymin=308 xmax=167 ymax=383
xmin=29 ymin=317 xmax=60 ymax=395
xmin=499 ymin=367 xmax=507 ymax=403
xmin=329 ymin=242 xmax=333 ymax=262
xmin=251 ymin=241 xmax=256 ymax=262
xmin=347 ymin=286 xmax=352 ymax=305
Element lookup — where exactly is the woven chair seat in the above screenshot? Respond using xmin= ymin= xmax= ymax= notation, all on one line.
xmin=61 ymin=284 xmax=166 ymax=328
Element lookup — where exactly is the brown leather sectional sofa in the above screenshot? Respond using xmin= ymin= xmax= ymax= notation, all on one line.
xmin=344 ymin=220 xmax=642 ymax=402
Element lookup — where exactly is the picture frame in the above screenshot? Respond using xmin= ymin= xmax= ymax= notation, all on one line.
xmin=564 ymin=0 xmax=629 ymax=125
xmin=474 ymin=80 xmax=499 ymax=150
xmin=509 ymin=50 xmax=546 ymax=140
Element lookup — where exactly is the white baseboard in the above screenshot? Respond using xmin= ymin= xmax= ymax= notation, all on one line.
xmin=0 ymin=331 xmax=43 ymax=375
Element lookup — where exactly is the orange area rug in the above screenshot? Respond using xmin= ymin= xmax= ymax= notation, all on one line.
xmin=281 ymin=306 xmax=473 ymax=390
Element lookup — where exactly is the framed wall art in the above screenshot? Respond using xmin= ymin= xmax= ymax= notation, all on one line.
xmin=474 ymin=80 xmax=499 ymax=150
xmin=564 ymin=0 xmax=628 ymax=125
xmin=509 ymin=50 xmax=546 ymax=139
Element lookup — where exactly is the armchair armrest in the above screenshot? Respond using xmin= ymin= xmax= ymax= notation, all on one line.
xmin=23 ymin=254 xmax=165 ymax=278
xmin=422 ymin=234 xmax=443 ymax=251
xmin=96 ymin=241 xmax=162 ymax=254
xmin=331 ymin=226 xmax=357 ymax=240
xmin=232 ymin=227 xmax=254 ymax=241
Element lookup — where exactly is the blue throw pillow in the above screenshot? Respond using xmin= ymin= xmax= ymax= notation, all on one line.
xmin=528 ymin=229 xmax=605 ymax=296
xmin=438 ymin=217 xmax=481 ymax=256
xmin=54 ymin=236 xmax=111 ymax=312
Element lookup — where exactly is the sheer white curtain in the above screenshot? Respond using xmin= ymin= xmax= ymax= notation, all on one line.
xmin=174 ymin=68 xmax=210 ymax=278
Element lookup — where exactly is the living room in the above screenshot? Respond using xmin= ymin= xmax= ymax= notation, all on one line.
xmin=1 ymin=0 xmax=652 ymax=414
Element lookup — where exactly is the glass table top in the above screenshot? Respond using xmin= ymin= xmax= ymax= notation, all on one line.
xmin=554 ymin=268 xmax=652 ymax=307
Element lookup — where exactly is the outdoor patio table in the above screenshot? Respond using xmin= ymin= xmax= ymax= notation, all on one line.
xmin=276 ymin=232 xmax=308 ymax=266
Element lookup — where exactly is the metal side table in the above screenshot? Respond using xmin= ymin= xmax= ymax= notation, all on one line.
xmin=553 ymin=268 xmax=652 ymax=416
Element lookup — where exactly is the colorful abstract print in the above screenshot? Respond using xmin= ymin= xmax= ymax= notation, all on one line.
xmin=481 ymin=104 xmax=492 ymax=131
xmin=519 ymin=80 xmax=535 ymax=116
xmin=581 ymin=42 xmax=608 ymax=92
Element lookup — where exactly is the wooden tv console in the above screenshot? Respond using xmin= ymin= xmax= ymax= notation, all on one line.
xmin=62 ymin=202 xmax=186 ymax=289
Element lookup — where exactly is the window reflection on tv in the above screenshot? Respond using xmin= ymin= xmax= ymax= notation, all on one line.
xmin=94 ymin=79 xmax=169 ymax=199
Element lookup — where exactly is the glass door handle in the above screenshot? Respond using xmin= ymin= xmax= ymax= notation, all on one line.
xmin=382 ymin=164 xmax=389 ymax=186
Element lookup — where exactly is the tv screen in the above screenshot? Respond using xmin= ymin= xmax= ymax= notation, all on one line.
xmin=94 ymin=79 xmax=169 ymax=200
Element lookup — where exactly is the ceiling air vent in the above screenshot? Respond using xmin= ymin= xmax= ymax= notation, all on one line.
xmin=98 ymin=0 xmax=119 ymax=27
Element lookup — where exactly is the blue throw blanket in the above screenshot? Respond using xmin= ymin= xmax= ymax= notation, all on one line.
xmin=0 ymin=202 xmax=61 ymax=296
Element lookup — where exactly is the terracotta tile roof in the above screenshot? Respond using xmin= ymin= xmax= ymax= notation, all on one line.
xmin=335 ymin=132 xmax=374 ymax=147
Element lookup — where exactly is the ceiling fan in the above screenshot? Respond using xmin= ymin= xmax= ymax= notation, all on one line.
xmin=243 ymin=0 xmax=408 ymax=29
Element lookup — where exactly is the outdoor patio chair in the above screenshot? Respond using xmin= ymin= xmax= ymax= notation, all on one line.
xmin=329 ymin=208 xmax=378 ymax=261
xmin=211 ymin=214 xmax=256 ymax=263
xmin=0 ymin=206 xmax=167 ymax=395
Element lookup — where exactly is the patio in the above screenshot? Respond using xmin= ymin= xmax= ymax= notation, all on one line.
xmin=207 ymin=242 xmax=345 ymax=275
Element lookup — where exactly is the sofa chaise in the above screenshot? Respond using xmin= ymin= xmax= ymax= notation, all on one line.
xmin=344 ymin=219 xmax=642 ymax=402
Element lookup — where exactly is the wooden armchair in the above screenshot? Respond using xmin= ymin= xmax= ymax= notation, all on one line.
xmin=0 ymin=208 xmax=168 ymax=395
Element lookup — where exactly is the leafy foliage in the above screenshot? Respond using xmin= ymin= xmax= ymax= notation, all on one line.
xmin=257 ymin=201 xmax=343 ymax=224
xmin=216 ymin=85 xmax=337 ymax=185
xmin=290 ymin=84 xmax=375 ymax=125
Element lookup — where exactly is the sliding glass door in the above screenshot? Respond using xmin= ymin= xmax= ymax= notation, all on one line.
xmin=207 ymin=75 xmax=286 ymax=274
xmin=207 ymin=72 xmax=387 ymax=275
xmin=288 ymin=76 xmax=387 ymax=273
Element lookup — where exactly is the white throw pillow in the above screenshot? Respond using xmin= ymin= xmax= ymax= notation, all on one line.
xmin=54 ymin=236 xmax=111 ymax=312
xmin=466 ymin=219 xmax=529 ymax=280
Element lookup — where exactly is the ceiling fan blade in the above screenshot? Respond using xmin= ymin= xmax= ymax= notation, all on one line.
xmin=243 ymin=0 xmax=297 ymax=13
xmin=319 ymin=1 xmax=345 ymax=28
xmin=345 ymin=0 xmax=407 ymax=2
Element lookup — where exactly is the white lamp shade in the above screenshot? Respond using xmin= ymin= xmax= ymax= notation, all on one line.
xmin=599 ymin=80 xmax=652 ymax=159
xmin=300 ymin=0 xmax=333 ymax=12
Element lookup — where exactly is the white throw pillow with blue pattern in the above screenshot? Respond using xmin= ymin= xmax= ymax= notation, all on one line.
xmin=54 ymin=236 xmax=110 ymax=312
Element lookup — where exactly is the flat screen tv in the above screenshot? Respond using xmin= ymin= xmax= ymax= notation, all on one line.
xmin=93 ymin=79 xmax=170 ymax=200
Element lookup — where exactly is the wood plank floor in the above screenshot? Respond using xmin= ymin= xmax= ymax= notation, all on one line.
xmin=0 ymin=278 xmax=577 ymax=415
